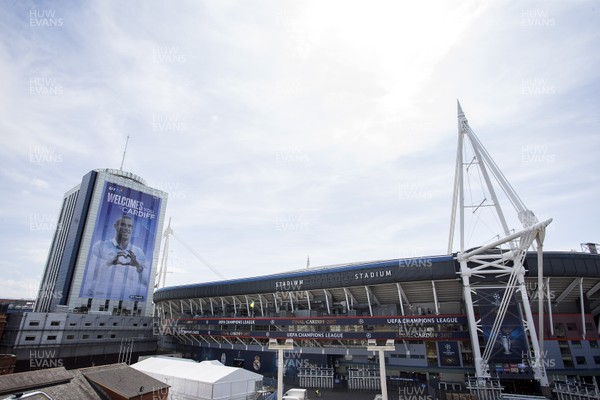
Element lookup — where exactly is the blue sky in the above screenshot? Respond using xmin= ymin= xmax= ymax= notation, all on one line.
xmin=1 ymin=1 xmax=599 ymax=298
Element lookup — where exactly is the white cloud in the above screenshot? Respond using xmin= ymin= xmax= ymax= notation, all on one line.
xmin=0 ymin=0 xmax=599 ymax=295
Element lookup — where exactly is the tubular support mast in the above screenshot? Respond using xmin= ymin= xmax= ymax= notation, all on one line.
xmin=449 ymin=101 xmax=550 ymax=388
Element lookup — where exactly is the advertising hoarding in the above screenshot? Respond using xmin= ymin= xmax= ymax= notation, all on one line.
xmin=80 ymin=182 xmax=161 ymax=301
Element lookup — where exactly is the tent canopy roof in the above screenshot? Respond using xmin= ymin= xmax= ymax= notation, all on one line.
xmin=131 ymin=357 xmax=262 ymax=384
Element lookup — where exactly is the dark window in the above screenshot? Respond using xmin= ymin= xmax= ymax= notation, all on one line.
xmin=84 ymin=322 xmax=91 ymax=327
xmin=590 ymin=341 xmax=599 ymax=349
xmin=29 ymin=321 xmax=39 ymax=326
xmin=66 ymin=335 xmax=74 ymax=340
xmin=99 ymin=323 xmax=105 ymax=326
xmin=572 ymin=340 xmax=582 ymax=348
xmin=133 ymin=323 xmax=138 ymax=327
xmin=69 ymin=322 xmax=76 ymax=326
xmin=575 ymin=356 xmax=586 ymax=365
xmin=82 ymin=334 xmax=89 ymax=339
xmin=25 ymin=336 xmax=35 ymax=341
xmin=594 ymin=356 xmax=600 ymax=364
xmin=50 ymin=321 xmax=60 ymax=326
xmin=47 ymin=335 xmax=57 ymax=340
xmin=113 ymin=322 xmax=118 ymax=326
xmin=110 ymin=334 xmax=116 ymax=338
xmin=97 ymin=335 xmax=103 ymax=339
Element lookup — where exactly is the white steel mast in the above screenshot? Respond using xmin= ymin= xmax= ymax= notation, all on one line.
xmin=448 ymin=101 xmax=550 ymax=390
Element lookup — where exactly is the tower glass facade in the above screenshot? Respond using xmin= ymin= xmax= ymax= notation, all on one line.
xmin=35 ymin=169 xmax=167 ymax=317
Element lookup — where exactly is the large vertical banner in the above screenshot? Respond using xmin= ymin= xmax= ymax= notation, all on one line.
xmin=80 ymin=182 xmax=161 ymax=301
xmin=476 ymin=288 xmax=528 ymax=368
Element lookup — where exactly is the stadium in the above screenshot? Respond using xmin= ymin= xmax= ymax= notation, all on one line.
xmin=153 ymin=105 xmax=600 ymax=399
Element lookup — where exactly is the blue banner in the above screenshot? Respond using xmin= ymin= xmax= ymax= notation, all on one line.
xmin=80 ymin=182 xmax=161 ymax=301
xmin=476 ymin=288 xmax=528 ymax=363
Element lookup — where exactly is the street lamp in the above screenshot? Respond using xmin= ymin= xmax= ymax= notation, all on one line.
xmin=367 ymin=339 xmax=396 ymax=400
xmin=268 ymin=338 xmax=294 ymax=400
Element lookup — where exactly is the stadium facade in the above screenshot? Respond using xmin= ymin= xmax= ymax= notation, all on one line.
xmin=153 ymin=251 xmax=600 ymax=395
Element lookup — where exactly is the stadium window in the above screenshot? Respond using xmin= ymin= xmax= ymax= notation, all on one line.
xmin=110 ymin=334 xmax=116 ymax=338
xmin=572 ymin=340 xmax=582 ymax=349
xmin=84 ymin=322 xmax=91 ymax=327
xmin=47 ymin=335 xmax=57 ymax=340
xmin=113 ymin=322 xmax=118 ymax=326
xmin=82 ymin=334 xmax=89 ymax=339
xmin=29 ymin=321 xmax=39 ymax=326
xmin=69 ymin=322 xmax=76 ymax=326
xmin=575 ymin=356 xmax=586 ymax=365
xmin=594 ymin=356 xmax=600 ymax=364
xmin=50 ymin=321 xmax=60 ymax=326
xmin=66 ymin=335 xmax=74 ymax=340
xmin=590 ymin=341 xmax=599 ymax=349
xmin=97 ymin=335 xmax=103 ymax=339
xmin=25 ymin=336 xmax=35 ymax=341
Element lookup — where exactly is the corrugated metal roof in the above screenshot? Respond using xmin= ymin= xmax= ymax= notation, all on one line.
xmin=0 ymin=367 xmax=72 ymax=395
xmin=80 ymin=363 xmax=169 ymax=399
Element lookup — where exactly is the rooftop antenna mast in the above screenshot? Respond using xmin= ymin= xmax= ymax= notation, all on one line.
xmin=119 ymin=135 xmax=130 ymax=170
xmin=448 ymin=101 xmax=551 ymax=393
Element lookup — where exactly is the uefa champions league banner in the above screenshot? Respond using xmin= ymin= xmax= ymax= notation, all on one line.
xmin=476 ymin=288 xmax=528 ymax=364
xmin=80 ymin=182 xmax=162 ymax=302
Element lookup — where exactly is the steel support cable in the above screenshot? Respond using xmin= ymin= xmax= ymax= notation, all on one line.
xmin=466 ymin=126 xmax=527 ymax=213
xmin=171 ymin=232 xmax=226 ymax=280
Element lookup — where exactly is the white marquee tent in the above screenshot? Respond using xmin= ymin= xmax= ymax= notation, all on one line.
xmin=131 ymin=356 xmax=263 ymax=400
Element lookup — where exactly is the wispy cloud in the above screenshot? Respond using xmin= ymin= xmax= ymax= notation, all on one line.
xmin=0 ymin=0 xmax=598 ymax=296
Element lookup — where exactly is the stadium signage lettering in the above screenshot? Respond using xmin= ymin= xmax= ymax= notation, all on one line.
xmin=275 ymin=279 xmax=304 ymax=291
xmin=218 ymin=319 xmax=255 ymax=325
xmin=387 ymin=317 xmax=460 ymax=324
xmin=185 ymin=315 xmax=467 ymax=326
xmin=355 ymin=270 xmax=392 ymax=280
